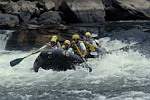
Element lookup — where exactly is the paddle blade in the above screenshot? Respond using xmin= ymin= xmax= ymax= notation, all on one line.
xmin=88 ymin=67 xmax=92 ymax=72
xmin=10 ymin=58 xmax=25 ymax=67
xmin=86 ymin=65 xmax=92 ymax=72
xmin=84 ymin=64 xmax=92 ymax=72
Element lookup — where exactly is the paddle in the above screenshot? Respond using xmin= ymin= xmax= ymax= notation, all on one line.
xmin=10 ymin=49 xmax=41 ymax=67
xmin=74 ymin=44 xmax=92 ymax=72
xmin=104 ymin=42 xmax=139 ymax=54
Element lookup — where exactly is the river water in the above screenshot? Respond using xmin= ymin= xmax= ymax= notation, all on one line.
xmin=1 ymin=21 xmax=150 ymax=100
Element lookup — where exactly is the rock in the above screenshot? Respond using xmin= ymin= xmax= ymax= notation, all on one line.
xmin=0 ymin=14 xmax=19 ymax=28
xmin=5 ymin=29 xmax=64 ymax=50
xmin=1 ymin=0 xmax=150 ymax=26
xmin=28 ymin=18 xmax=38 ymax=25
xmin=115 ymin=0 xmax=150 ymax=18
xmin=35 ymin=34 xmax=52 ymax=47
xmin=61 ymin=0 xmax=105 ymax=23
xmin=6 ymin=30 xmax=37 ymax=50
xmin=26 ymin=24 xmax=40 ymax=29
xmin=5 ymin=0 xmax=39 ymax=21
xmin=0 ymin=1 xmax=10 ymax=11
xmin=38 ymin=11 xmax=62 ymax=24
xmin=43 ymin=0 xmax=55 ymax=10
xmin=103 ymin=0 xmax=150 ymax=20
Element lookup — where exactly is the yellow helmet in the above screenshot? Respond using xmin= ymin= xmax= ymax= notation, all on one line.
xmin=51 ymin=38 xmax=56 ymax=42
xmin=72 ymin=34 xmax=80 ymax=39
xmin=52 ymin=35 xmax=58 ymax=40
xmin=85 ymin=32 xmax=91 ymax=37
xmin=64 ymin=40 xmax=70 ymax=45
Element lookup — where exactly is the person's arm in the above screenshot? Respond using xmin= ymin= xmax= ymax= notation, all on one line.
xmin=80 ymin=42 xmax=87 ymax=57
xmin=57 ymin=42 xmax=61 ymax=49
xmin=67 ymin=48 xmax=74 ymax=54
xmin=61 ymin=45 xmax=65 ymax=49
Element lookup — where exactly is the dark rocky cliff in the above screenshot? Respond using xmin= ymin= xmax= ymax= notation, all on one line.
xmin=0 ymin=0 xmax=150 ymax=28
xmin=1 ymin=0 xmax=150 ymax=50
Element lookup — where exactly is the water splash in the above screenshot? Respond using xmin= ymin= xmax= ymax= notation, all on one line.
xmin=0 ymin=36 xmax=150 ymax=99
xmin=0 ymin=30 xmax=13 ymax=50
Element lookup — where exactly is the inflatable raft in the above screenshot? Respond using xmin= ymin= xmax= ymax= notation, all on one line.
xmin=33 ymin=49 xmax=84 ymax=72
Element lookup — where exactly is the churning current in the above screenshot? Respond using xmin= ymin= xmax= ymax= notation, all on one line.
xmin=1 ymin=21 xmax=150 ymax=100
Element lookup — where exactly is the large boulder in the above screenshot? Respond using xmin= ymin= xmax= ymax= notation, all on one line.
xmin=115 ymin=0 xmax=150 ymax=18
xmin=5 ymin=0 xmax=39 ymax=22
xmin=5 ymin=29 xmax=66 ymax=50
xmin=0 ymin=1 xmax=10 ymax=11
xmin=38 ymin=11 xmax=62 ymax=24
xmin=42 ymin=0 xmax=55 ymax=10
xmin=103 ymin=0 xmax=150 ymax=20
xmin=1 ymin=0 xmax=150 ymax=26
xmin=60 ymin=0 xmax=105 ymax=23
xmin=0 ymin=14 xmax=19 ymax=28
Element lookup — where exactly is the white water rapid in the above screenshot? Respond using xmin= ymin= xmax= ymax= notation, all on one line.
xmin=0 ymin=30 xmax=150 ymax=100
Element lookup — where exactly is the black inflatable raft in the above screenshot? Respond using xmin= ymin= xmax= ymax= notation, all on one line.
xmin=33 ymin=49 xmax=84 ymax=72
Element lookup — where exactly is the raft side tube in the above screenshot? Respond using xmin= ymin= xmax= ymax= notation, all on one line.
xmin=33 ymin=49 xmax=83 ymax=72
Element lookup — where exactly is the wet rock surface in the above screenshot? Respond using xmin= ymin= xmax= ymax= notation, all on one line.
xmin=1 ymin=0 xmax=150 ymax=50
xmin=0 ymin=0 xmax=149 ymax=29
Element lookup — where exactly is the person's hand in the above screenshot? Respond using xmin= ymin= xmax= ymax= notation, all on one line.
xmin=81 ymin=54 xmax=85 ymax=58
xmin=72 ymin=40 xmax=75 ymax=44
xmin=46 ymin=42 xmax=51 ymax=46
xmin=62 ymin=45 xmax=65 ymax=49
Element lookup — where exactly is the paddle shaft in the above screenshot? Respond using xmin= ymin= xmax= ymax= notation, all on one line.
xmin=10 ymin=48 xmax=43 ymax=67
xmin=74 ymin=44 xmax=92 ymax=72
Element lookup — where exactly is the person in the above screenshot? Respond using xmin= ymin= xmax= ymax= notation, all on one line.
xmin=32 ymin=35 xmax=61 ymax=54
xmin=84 ymin=32 xmax=103 ymax=58
xmin=71 ymin=34 xmax=87 ymax=58
xmin=62 ymin=40 xmax=74 ymax=53
xmin=45 ymin=35 xmax=61 ymax=49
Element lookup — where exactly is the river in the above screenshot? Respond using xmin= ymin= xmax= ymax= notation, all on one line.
xmin=0 ymin=21 xmax=150 ymax=100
